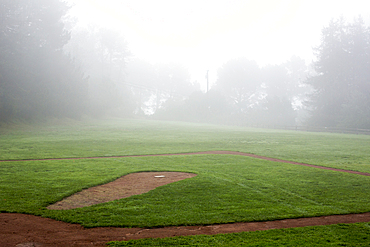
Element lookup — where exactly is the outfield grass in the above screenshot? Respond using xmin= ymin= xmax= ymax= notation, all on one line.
xmin=1 ymin=118 xmax=370 ymax=173
xmin=1 ymin=118 xmax=370 ymax=245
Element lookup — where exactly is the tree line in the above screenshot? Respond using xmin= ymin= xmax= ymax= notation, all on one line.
xmin=1 ymin=0 xmax=370 ymax=129
xmin=154 ymin=17 xmax=370 ymax=129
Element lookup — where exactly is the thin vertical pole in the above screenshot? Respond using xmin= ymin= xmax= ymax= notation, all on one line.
xmin=206 ymin=70 xmax=209 ymax=93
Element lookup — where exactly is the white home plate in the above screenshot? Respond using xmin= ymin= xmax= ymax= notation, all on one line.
xmin=154 ymin=175 xmax=165 ymax=178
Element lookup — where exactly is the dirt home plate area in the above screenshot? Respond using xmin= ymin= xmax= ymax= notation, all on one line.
xmin=1 ymin=151 xmax=370 ymax=246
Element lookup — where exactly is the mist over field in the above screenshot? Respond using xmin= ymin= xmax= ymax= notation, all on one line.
xmin=1 ymin=0 xmax=370 ymax=129
xmin=2 ymin=3 xmax=370 ymax=245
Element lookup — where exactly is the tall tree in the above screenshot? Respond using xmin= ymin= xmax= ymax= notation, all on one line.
xmin=215 ymin=58 xmax=261 ymax=115
xmin=124 ymin=59 xmax=156 ymax=115
xmin=125 ymin=59 xmax=197 ymax=116
xmin=65 ymin=27 xmax=132 ymax=117
xmin=306 ymin=17 xmax=370 ymax=128
xmin=258 ymin=57 xmax=311 ymax=126
xmin=0 ymin=0 xmax=87 ymax=122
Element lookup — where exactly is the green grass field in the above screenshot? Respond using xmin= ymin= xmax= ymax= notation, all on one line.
xmin=1 ymin=118 xmax=370 ymax=173
xmin=108 ymin=223 xmax=370 ymax=246
xmin=1 ymin=118 xmax=370 ymax=246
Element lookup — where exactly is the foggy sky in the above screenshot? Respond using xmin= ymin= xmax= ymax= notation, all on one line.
xmin=66 ymin=0 xmax=370 ymax=90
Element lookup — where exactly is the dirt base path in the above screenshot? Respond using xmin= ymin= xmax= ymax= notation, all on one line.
xmin=1 ymin=151 xmax=370 ymax=246
xmin=2 ymin=212 xmax=370 ymax=247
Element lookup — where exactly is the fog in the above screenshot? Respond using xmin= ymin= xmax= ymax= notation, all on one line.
xmin=1 ymin=0 xmax=370 ymax=128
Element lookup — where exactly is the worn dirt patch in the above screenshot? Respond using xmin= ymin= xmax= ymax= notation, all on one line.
xmin=47 ymin=172 xmax=197 ymax=210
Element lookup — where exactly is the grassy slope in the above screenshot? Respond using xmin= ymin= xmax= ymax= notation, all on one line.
xmin=0 ymin=118 xmax=369 ymax=173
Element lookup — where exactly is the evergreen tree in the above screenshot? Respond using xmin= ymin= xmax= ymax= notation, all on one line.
xmin=306 ymin=17 xmax=370 ymax=128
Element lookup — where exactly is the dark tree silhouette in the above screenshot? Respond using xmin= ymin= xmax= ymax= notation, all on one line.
xmin=0 ymin=0 xmax=87 ymax=122
xmin=306 ymin=17 xmax=370 ymax=128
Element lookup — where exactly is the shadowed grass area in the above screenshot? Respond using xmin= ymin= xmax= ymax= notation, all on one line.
xmin=1 ymin=118 xmax=370 ymax=173
xmin=108 ymin=222 xmax=370 ymax=246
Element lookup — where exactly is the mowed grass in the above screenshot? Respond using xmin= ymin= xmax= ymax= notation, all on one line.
xmin=1 ymin=118 xmax=370 ymax=246
xmin=1 ymin=118 xmax=370 ymax=173
xmin=1 ymin=155 xmax=369 ymax=228
xmin=108 ymin=223 xmax=370 ymax=246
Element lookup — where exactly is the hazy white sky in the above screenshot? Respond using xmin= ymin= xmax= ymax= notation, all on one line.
xmin=66 ymin=0 xmax=370 ymax=87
